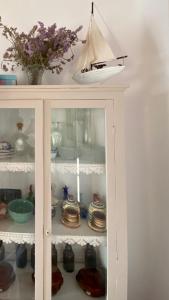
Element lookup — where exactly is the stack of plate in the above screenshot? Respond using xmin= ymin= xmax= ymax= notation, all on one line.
xmin=88 ymin=199 xmax=106 ymax=232
xmin=91 ymin=211 xmax=106 ymax=232
xmin=0 ymin=141 xmax=15 ymax=159
xmin=61 ymin=207 xmax=80 ymax=228
xmin=0 ymin=148 xmax=15 ymax=159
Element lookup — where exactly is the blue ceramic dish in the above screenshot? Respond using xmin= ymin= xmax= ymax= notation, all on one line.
xmin=8 ymin=199 xmax=33 ymax=223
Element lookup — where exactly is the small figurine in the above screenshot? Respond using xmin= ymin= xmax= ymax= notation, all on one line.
xmin=62 ymin=185 xmax=69 ymax=200
xmin=93 ymin=193 xmax=101 ymax=204
xmin=0 ymin=202 xmax=7 ymax=219
xmin=80 ymin=193 xmax=88 ymax=219
xmin=27 ymin=185 xmax=35 ymax=205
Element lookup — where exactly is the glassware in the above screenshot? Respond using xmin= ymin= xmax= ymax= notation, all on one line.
xmin=52 ymin=245 xmax=57 ymax=267
xmin=85 ymin=243 xmax=97 ymax=269
xmin=26 ymin=184 xmax=35 ymax=207
xmin=61 ymin=195 xmax=80 ymax=228
xmin=14 ymin=122 xmax=27 ymax=155
xmin=51 ymin=244 xmax=63 ymax=296
xmin=31 ymin=244 xmax=35 ymax=270
xmin=26 ymin=64 xmax=44 ymax=85
xmin=62 ymin=185 xmax=69 ymax=200
xmin=16 ymin=244 xmax=27 ymax=268
xmin=63 ymin=244 xmax=74 ymax=272
xmin=80 ymin=193 xmax=88 ymax=219
xmin=88 ymin=193 xmax=106 ymax=232
xmin=51 ymin=122 xmax=62 ymax=158
xmin=0 ymin=241 xmax=5 ymax=261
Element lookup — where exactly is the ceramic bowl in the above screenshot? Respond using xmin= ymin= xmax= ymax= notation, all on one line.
xmin=8 ymin=199 xmax=33 ymax=223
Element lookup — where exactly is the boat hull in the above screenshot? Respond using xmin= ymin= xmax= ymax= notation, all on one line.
xmin=73 ymin=65 xmax=125 ymax=84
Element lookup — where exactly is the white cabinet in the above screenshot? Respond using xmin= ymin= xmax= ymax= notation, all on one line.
xmin=0 ymin=85 xmax=127 ymax=300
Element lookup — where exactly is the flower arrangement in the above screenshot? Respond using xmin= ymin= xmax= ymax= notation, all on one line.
xmin=0 ymin=17 xmax=83 ymax=74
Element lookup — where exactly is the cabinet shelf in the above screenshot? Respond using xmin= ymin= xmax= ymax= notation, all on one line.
xmin=0 ymin=162 xmax=34 ymax=173
xmin=0 ymin=217 xmax=106 ymax=246
xmin=0 ymin=218 xmax=35 ymax=244
xmin=0 ymin=262 xmax=105 ymax=300
xmin=51 ymin=162 xmax=105 ymax=175
xmin=53 ymin=263 xmax=106 ymax=300
xmin=52 ymin=214 xmax=106 ymax=247
xmin=0 ymin=161 xmax=105 ymax=174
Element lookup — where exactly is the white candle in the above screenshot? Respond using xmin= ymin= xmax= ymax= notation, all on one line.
xmin=77 ymin=157 xmax=80 ymax=202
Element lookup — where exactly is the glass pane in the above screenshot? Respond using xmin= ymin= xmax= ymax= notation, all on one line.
xmin=0 ymin=108 xmax=35 ymax=162
xmin=0 ymin=108 xmax=35 ymax=300
xmin=51 ymin=108 xmax=107 ymax=299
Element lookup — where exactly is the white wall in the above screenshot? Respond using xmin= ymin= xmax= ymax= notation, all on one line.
xmin=0 ymin=1 xmax=169 ymax=299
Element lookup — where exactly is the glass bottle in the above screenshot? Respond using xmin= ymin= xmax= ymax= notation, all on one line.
xmin=16 ymin=244 xmax=27 ymax=268
xmin=63 ymin=244 xmax=74 ymax=272
xmin=27 ymin=185 xmax=35 ymax=206
xmin=62 ymin=185 xmax=69 ymax=200
xmin=31 ymin=244 xmax=35 ymax=270
xmin=52 ymin=245 xmax=57 ymax=267
xmin=51 ymin=122 xmax=62 ymax=157
xmin=14 ymin=122 xmax=27 ymax=155
xmin=0 ymin=240 xmax=5 ymax=261
xmin=85 ymin=243 xmax=97 ymax=269
xmin=80 ymin=193 xmax=88 ymax=219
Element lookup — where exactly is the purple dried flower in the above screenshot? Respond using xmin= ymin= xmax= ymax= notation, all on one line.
xmin=0 ymin=18 xmax=83 ymax=73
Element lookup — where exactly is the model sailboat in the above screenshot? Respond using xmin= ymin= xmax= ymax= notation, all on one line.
xmin=73 ymin=2 xmax=127 ymax=84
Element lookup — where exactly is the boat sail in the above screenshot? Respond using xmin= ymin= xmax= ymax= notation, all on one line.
xmin=73 ymin=2 xmax=127 ymax=84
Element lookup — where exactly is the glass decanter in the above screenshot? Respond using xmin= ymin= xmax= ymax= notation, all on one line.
xmin=14 ymin=122 xmax=28 ymax=155
xmin=63 ymin=244 xmax=74 ymax=272
xmin=51 ymin=122 xmax=62 ymax=158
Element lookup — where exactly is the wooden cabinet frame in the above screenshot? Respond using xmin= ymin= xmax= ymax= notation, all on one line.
xmin=0 ymin=85 xmax=127 ymax=300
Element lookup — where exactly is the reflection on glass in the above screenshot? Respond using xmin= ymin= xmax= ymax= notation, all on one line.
xmin=51 ymin=108 xmax=105 ymax=163
xmin=0 ymin=109 xmax=35 ymax=162
xmin=51 ymin=122 xmax=63 ymax=158
xmin=51 ymin=108 xmax=107 ymax=299
xmin=0 ymin=242 xmax=35 ymax=298
xmin=51 ymin=244 xmax=63 ymax=296
xmin=0 ymin=108 xmax=35 ymax=299
xmin=14 ymin=122 xmax=28 ymax=155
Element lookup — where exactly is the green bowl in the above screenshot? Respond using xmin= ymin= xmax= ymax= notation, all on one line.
xmin=8 ymin=199 xmax=33 ymax=223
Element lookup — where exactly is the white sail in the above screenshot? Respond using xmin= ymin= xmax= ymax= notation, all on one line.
xmin=76 ymin=15 xmax=116 ymax=71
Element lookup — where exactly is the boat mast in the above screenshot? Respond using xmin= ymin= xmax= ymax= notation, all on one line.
xmin=91 ymin=2 xmax=94 ymax=15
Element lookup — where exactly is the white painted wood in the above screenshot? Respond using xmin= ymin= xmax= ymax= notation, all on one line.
xmin=0 ymin=100 xmax=44 ymax=300
xmin=44 ymin=100 xmax=52 ymax=300
xmin=113 ymin=94 xmax=128 ymax=300
xmin=105 ymin=100 xmax=117 ymax=300
xmin=0 ymin=85 xmax=128 ymax=102
xmin=34 ymin=101 xmax=44 ymax=300
xmin=0 ymin=86 xmax=127 ymax=300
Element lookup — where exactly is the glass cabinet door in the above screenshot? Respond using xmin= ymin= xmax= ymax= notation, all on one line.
xmin=0 ymin=101 xmax=43 ymax=300
xmin=44 ymin=100 xmax=115 ymax=300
